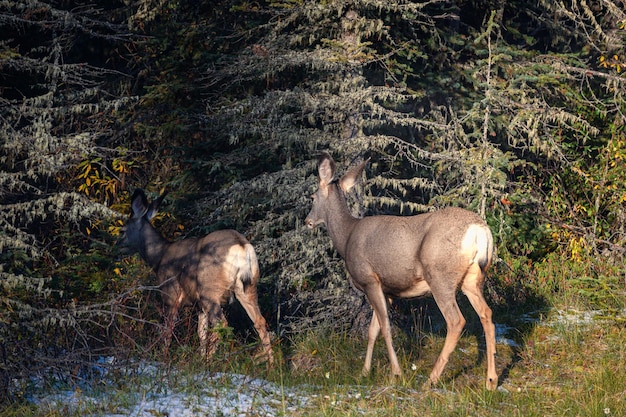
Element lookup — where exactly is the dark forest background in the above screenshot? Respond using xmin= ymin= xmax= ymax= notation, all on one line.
xmin=1 ymin=0 xmax=624 ymax=403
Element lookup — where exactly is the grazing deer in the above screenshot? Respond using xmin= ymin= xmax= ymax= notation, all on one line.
xmin=305 ymin=152 xmax=497 ymax=390
xmin=117 ymin=189 xmax=273 ymax=365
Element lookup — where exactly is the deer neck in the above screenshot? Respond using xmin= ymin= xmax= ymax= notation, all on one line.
xmin=139 ymin=222 xmax=169 ymax=271
xmin=325 ymin=190 xmax=359 ymax=259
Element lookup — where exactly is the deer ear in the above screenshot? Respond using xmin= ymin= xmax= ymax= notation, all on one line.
xmin=146 ymin=190 xmax=167 ymax=220
xmin=340 ymin=157 xmax=369 ymax=192
xmin=130 ymin=189 xmax=149 ymax=219
xmin=318 ymin=151 xmax=336 ymax=186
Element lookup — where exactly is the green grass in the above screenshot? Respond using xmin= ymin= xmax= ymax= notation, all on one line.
xmin=4 ymin=299 xmax=625 ymax=416
xmin=276 ymin=309 xmax=625 ymax=417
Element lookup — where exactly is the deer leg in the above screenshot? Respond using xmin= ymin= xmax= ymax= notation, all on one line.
xmin=198 ymin=302 xmax=226 ymax=359
xmin=365 ymin=286 xmax=402 ymax=377
xmin=163 ymin=306 xmax=179 ymax=358
xmin=428 ymin=290 xmax=465 ymax=387
xmin=234 ymin=285 xmax=274 ymax=365
xmin=462 ymin=265 xmax=498 ymax=390
xmin=197 ymin=310 xmax=209 ymax=357
xmin=362 ymin=309 xmax=380 ymax=376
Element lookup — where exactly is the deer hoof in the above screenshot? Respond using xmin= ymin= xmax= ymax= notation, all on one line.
xmin=422 ymin=378 xmax=435 ymax=391
xmin=486 ymin=377 xmax=498 ymax=391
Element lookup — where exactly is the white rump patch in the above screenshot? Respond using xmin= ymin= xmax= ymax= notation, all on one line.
xmin=461 ymin=224 xmax=491 ymax=266
xmin=225 ymin=245 xmax=245 ymax=278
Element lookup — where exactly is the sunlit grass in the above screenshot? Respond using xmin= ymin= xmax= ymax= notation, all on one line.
xmin=4 ymin=293 xmax=625 ymax=417
xmin=267 ymin=305 xmax=625 ymax=417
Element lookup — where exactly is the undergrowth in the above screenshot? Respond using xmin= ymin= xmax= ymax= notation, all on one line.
xmin=6 ymin=300 xmax=623 ymax=417
xmin=3 ymin=252 xmax=625 ymax=417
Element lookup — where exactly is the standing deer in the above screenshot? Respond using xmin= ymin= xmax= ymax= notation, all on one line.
xmin=117 ymin=189 xmax=273 ymax=365
xmin=305 ymin=152 xmax=497 ymax=390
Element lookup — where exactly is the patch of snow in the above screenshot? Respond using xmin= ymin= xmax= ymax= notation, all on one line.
xmin=495 ymin=323 xmax=520 ymax=348
xmin=30 ymin=363 xmax=310 ymax=416
xmin=548 ymin=309 xmax=602 ymax=326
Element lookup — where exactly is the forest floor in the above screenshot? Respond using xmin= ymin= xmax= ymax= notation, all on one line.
xmin=12 ymin=306 xmax=626 ymax=416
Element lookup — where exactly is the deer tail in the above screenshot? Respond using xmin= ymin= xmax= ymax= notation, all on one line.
xmin=237 ymin=243 xmax=260 ymax=289
xmin=474 ymin=225 xmax=493 ymax=272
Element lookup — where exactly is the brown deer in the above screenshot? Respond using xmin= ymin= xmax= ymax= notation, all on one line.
xmin=305 ymin=152 xmax=497 ymax=390
xmin=117 ymin=189 xmax=274 ymax=365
